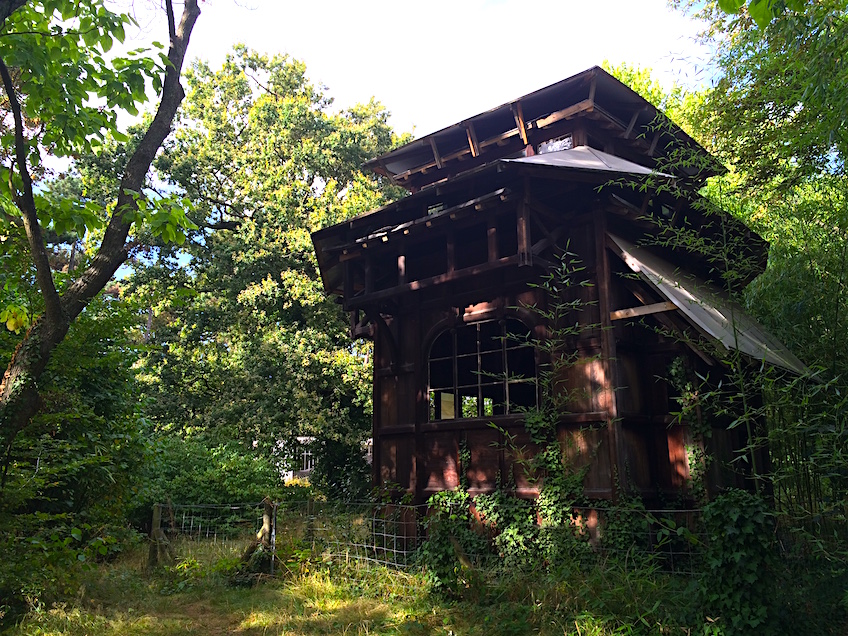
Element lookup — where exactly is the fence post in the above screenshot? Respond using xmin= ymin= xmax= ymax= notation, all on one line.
xmin=148 ymin=503 xmax=175 ymax=568
xmin=241 ymin=496 xmax=274 ymax=566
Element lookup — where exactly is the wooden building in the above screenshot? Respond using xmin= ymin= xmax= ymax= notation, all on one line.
xmin=312 ymin=67 xmax=805 ymax=504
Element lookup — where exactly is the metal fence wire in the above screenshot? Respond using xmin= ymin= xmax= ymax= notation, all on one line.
xmin=152 ymin=499 xmax=705 ymax=577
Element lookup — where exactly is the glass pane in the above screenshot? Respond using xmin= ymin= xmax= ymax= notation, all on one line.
xmin=429 ymin=391 xmax=436 ymax=420
xmin=483 ymin=397 xmax=494 ymax=417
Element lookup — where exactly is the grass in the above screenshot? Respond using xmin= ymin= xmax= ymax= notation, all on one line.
xmin=6 ymin=541 xmax=699 ymax=636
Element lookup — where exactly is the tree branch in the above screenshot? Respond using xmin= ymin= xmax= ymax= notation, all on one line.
xmin=62 ymin=0 xmax=201 ymax=320
xmin=0 ymin=57 xmax=62 ymax=325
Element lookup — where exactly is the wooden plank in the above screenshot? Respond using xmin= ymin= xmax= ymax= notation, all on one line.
xmin=487 ymin=217 xmax=498 ymax=262
xmin=466 ymin=122 xmax=480 ymax=158
xmin=610 ymin=301 xmax=678 ymax=321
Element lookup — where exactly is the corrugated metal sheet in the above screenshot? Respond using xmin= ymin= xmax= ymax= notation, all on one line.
xmin=608 ymin=234 xmax=808 ymax=375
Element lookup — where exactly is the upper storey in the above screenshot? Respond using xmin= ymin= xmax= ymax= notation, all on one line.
xmin=364 ymin=66 xmax=717 ymax=193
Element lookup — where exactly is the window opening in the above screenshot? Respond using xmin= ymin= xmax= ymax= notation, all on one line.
xmin=538 ymin=133 xmax=573 ymax=154
xmin=428 ymin=318 xmax=537 ymax=420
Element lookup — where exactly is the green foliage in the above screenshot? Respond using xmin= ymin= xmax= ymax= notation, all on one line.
xmin=416 ymin=488 xmax=487 ymax=596
xmin=125 ymin=46 xmax=406 ymax=487
xmin=0 ymin=297 xmax=148 ymax=620
xmin=700 ymin=489 xmax=775 ymax=634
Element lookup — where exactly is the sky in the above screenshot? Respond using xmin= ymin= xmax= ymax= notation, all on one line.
xmin=126 ymin=0 xmax=712 ymax=138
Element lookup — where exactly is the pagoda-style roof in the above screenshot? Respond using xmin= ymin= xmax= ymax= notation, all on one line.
xmin=365 ymin=66 xmax=718 ymax=192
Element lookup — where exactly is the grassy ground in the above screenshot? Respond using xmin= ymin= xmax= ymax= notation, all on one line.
xmin=6 ymin=544 xmax=698 ymax=636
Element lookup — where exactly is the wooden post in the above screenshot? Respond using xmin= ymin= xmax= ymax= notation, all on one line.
xmin=240 ymin=497 xmax=275 ymax=567
xmin=148 ymin=503 xmax=175 ymax=568
xmin=594 ymin=211 xmax=625 ymax=499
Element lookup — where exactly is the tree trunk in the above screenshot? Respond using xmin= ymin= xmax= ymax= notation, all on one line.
xmin=0 ymin=0 xmax=201 ymax=451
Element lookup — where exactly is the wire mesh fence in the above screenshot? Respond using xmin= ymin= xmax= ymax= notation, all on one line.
xmin=150 ymin=498 xmax=705 ymax=579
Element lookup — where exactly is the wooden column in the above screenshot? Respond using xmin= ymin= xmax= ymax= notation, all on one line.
xmin=594 ymin=210 xmax=625 ymax=498
xmin=487 ymin=217 xmax=498 ymax=262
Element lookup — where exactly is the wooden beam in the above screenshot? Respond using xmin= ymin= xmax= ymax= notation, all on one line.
xmin=429 ymin=137 xmax=443 ymax=169
xmin=348 ymin=255 xmax=522 ymax=308
xmin=588 ymin=73 xmax=597 ymax=103
xmin=624 ymin=110 xmax=640 ymax=139
xmin=610 ymin=301 xmax=678 ymax=321
xmin=466 ymin=122 xmax=480 ymax=158
xmin=512 ymin=101 xmax=529 ymax=145
xmin=533 ymin=98 xmax=594 ymax=130
xmin=648 ymin=132 xmax=660 ymax=157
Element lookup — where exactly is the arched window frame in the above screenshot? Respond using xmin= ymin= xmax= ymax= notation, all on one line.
xmin=427 ymin=317 xmax=538 ymax=421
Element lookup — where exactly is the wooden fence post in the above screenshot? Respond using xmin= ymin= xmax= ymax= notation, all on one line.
xmin=241 ymin=496 xmax=275 ymax=570
xmin=148 ymin=503 xmax=175 ymax=568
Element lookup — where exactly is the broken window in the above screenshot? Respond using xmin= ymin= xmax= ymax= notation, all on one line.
xmin=428 ymin=318 xmax=537 ymax=420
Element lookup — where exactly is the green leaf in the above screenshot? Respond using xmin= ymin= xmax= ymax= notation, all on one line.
xmin=747 ymin=0 xmax=774 ymax=28
xmin=718 ymin=0 xmax=745 ymax=13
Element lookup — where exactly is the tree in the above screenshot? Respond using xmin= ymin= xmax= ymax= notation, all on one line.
xmin=126 ymin=48 xmax=407 ymax=498
xmin=0 ymin=0 xmax=201 ymax=451
xmin=715 ymin=0 xmax=811 ymax=28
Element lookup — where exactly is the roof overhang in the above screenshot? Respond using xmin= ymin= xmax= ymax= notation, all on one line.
xmin=364 ymin=66 xmax=719 ymax=191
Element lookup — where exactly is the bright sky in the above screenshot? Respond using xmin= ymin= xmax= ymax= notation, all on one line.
xmin=129 ymin=0 xmax=710 ymax=138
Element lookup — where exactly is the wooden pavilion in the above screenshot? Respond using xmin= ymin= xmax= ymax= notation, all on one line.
xmin=312 ymin=67 xmax=805 ymax=504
